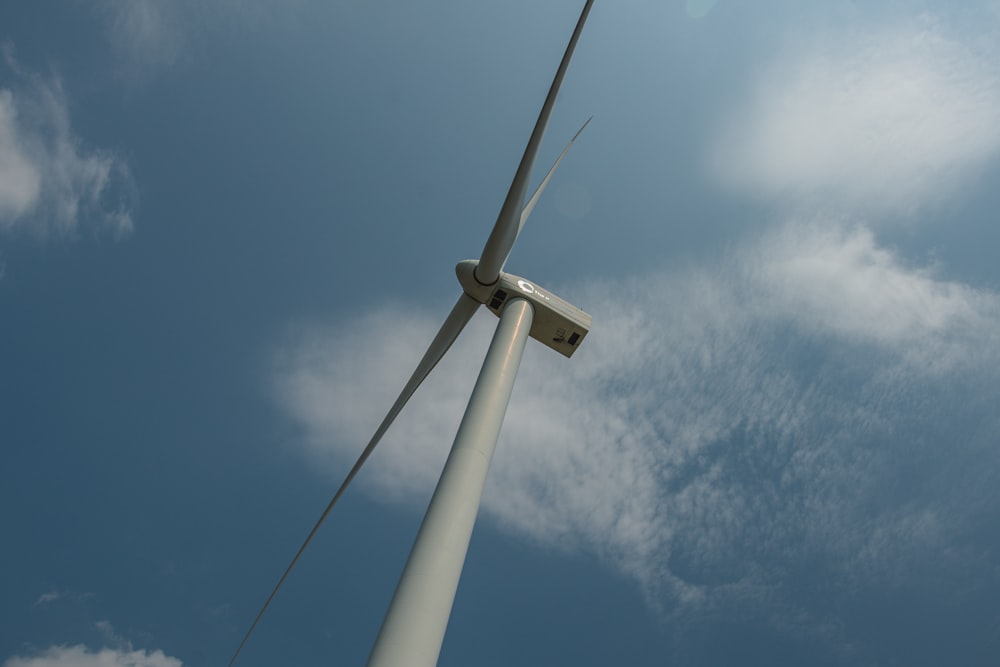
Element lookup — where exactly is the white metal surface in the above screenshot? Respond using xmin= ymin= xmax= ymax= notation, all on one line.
xmin=366 ymin=299 xmax=535 ymax=667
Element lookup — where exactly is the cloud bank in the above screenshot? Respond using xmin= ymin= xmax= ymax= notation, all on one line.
xmin=0 ymin=48 xmax=134 ymax=238
xmin=2 ymin=645 xmax=181 ymax=667
xmin=711 ymin=14 xmax=1000 ymax=215
xmin=273 ymin=220 xmax=1000 ymax=618
xmin=4 ymin=620 xmax=182 ymax=667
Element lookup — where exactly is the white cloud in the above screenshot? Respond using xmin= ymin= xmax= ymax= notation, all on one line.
xmin=273 ymin=221 xmax=1000 ymax=616
xmin=0 ymin=90 xmax=41 ymax=220
xmin=4 ymin=621 xmax=183 ymax=667
xmin=711 ymin=13 xmax=1000 ymax=215
xmin=747 ymin=222 xmax=999 ymax=368
xmin=0 ymin=48 xmax=134 ymax=238
xmin=2 ymin=646 xmax=182 ymax=667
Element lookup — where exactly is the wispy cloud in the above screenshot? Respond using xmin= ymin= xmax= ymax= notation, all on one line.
xmin=92 ymin=0 xmax=306 ymax=80
xmin=710 ymin=13 xmax=1000 ymax=216
xmin=96 ymin=1 xmax=184 ymax=76
xmin=93 ymin=621 xmax=128 ymax=649
xmin=273 ymin=221 xmax=1000 ymax=628
xmin=0 ymin=46 xmax=134 ymax=238
xmin=2 ymin=645 xmax=182 ymax=667
xmin=32 ymin=591 xmax=60 ymax=607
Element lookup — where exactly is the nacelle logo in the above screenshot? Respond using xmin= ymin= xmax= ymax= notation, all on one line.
xmin=516 ymin=279 xmax=550 ymax=302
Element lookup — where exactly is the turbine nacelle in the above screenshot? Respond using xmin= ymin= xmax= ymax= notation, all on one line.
xmin=456 ymin=259 xmax=591 ymax=358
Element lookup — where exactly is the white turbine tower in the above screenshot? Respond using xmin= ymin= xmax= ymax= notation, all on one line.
xmin=230 ymin=1 xmax=596 ymax=665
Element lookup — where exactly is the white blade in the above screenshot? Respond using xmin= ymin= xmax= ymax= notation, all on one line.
xmin=516 ymin=116 xmax=592 ymax=244
xmin=475 ymin=0 xmax=595 ymax=286
xmin=228 ymin=293 xmax=480 ymax=667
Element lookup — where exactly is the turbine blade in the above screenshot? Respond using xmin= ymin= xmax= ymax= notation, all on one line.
xmin=517 ymin=116 xmax=592 ymax=242
xmin=475 ymin=0 xmax=595 ymax=285
xmin=227 ymin=293 xmax=480 ymax=667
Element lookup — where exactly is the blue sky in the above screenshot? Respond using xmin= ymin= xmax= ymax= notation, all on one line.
xmin=3 ymin=1 xmax=1000 ymax=665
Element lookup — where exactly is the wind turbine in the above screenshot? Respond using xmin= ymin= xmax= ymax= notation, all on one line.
xmin=230 ymin=1 xmax=596 ymax=665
